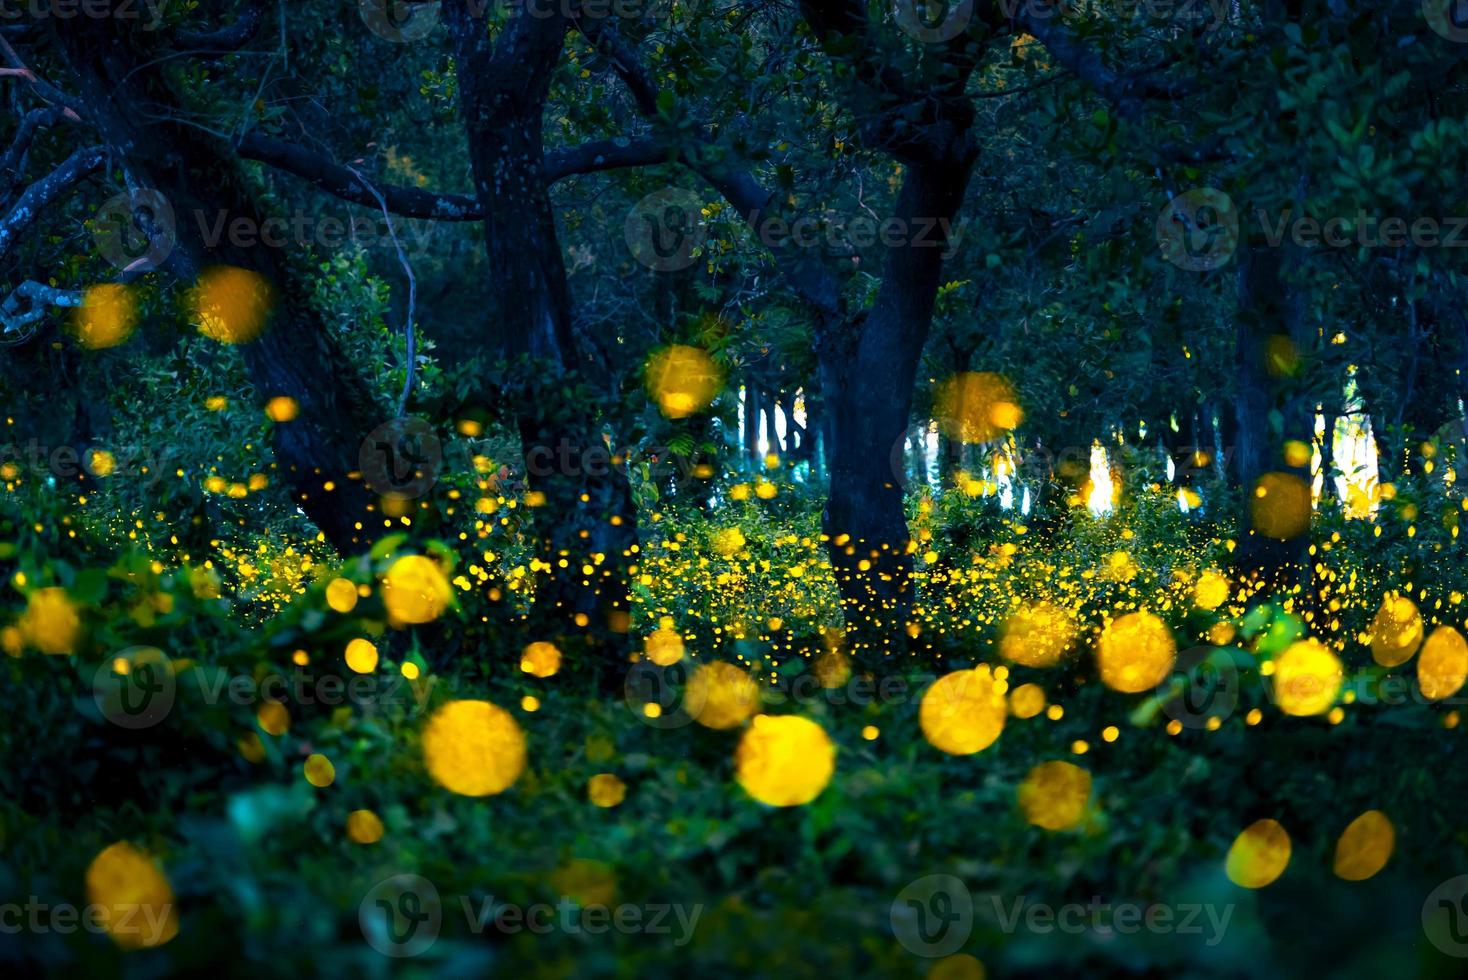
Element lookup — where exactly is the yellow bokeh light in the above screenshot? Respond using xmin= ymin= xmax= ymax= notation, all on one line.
xmin=1225 ymin=818 xmax=1291 ymax=888
xmin=1250 ymin=472 xmax=1311 ymax=540
xmin=303 ymin=753 xmax=335 ymax=787
xmin=920 ymin=666 xmax=1007 ymax=755
xmin=264 ymin=396 xmax=299 ymax=422
xmin=194 ymin=265 xmax=274 ymax=343
xmin=1194 ymin=570 xmax=1230 ymax=611
xmin=422 ymin=699 xmax=526 ymax=796
xmin=934 ymin=372 xmax=1022 ymax=444
xmin=1368 ymin=593 xmax=1423 ymax=667
xmin=19 ymin=586 xmax=80 ymax=655
xmin=70 ymin=283 xmax=138 ymax=350
xmin=1332 ymin=810 xmax=1394 ymax=881
xmin=382 ymin=554 xmax=452 ymax=625
xmin=1095 ymin=611 xmax=1176 ymax=693
xmin=85 ymin=842 xmax=179 ymax=949
xmin=1273 ymin=639 xmax=1343 ymax=716
xmin=646 ymin=344 xmax=722 ymax=418
xmin=1017 ymin=760 xmax=1092 ymax=830
xmin=1418 ymin=626 xmax=1468 ymax=701
xmin=346 ymin=809 xmax=384 ymax=844
xmin=644 ymin=627 xmax=685 ymax=666
xmin=588 ymin=773 xmax=627 ymax=807
xmin=345 ymin=638 xmax=378 ymax=674
xmin=999 ymin=602 xmax=1074 ymax=668
xmin=734 ymin=714 xmax=836 ymax=807
xmin=687 ymin=661 xmax=760 ymax=729
xmin=325 ymin=577 xmax=358 ymax=613
xmin=520 ymin=641 xmax=562 ymax=678
xmin=1009 ymin=682 xmax=1047 ymax=718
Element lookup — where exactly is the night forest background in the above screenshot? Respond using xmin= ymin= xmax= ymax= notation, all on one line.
xmin=5 ymin=1 xmax=1468 ymax=977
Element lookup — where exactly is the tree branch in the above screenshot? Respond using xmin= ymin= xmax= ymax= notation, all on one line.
xmin=0 ymin=280 xmax=82 ymax=341
xmin=543 ymin=138 xmax=676 ymax=183
xmin=236 ymin=132 xmax=482 ymax=220
xmin=0 ymin=145 xmax=106 ymax=260
xmin=0 ymin=106 xmax=68 ymax=188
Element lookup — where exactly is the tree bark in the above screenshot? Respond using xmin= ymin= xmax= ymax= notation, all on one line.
xmin=444 ymin=2 xmax=638 ymax=642
xmin=53 ymin=22 xmax=380 ymax=553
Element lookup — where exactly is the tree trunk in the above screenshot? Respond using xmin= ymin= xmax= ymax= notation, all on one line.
xmin=1232 ymin=240 xmax=1313 ymax=588
xmin=444 ymin=2 xmax=638 ymax=643
xmin=55 ymin=23 xmax=380 ymax=553
xmin=818 ymin=156 xmax=973 ymax=655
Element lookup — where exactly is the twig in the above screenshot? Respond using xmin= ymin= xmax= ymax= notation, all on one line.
xmin=347 ymin=165 xmax=417 ymax=418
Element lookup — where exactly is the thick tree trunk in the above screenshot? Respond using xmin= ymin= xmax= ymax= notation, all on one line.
xmin=444 ymin=2 xmax=638 ymax=642
xmin=55 ymin=23 xmax=379 ymax=553
xmin=819 ymin=157 xmax=973 ymax=656
xmin=1232 ymin=240 xmax=1313 ymax=588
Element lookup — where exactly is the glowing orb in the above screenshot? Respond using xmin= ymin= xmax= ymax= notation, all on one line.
xmin=1095 ymin=611 xmax=1176 ymax=693
xmin=1018 ymin=760 xmax=1091 ymax=830
xmin=421 ymin=699 xmax=526 ymax=796
xmin=1225 ymin=818 xmax=1291 ymax=888
xmin=734 ymin=714 xmax=836 ymax=807
xmin=920 ymin=666 xmax=1007 ymax=755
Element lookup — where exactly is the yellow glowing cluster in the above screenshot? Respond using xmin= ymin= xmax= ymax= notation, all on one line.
xmin=920 ymin=665 xmax=1007 ymax=755
xmin=382 ymin=554 xmax=452 ymax=625
xmin=934 ymin=372 xmax=1023 ymax=444
xmin=646 ymin=344 xmax=722 ymax=418
xmin=1095 ymin=610 xmax=1175 ymax=693
xmin=85 ymin=842 xmax=179 ymax=949
xmin=734 ymin=714 xmax=836 ymax=806
xmin=421 ymin=699 xmax=527 ymax=796
xmin=194 ymin=265 xmax=274 ymax=343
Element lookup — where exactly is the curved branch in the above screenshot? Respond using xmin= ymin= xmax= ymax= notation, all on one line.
xmin=236 ymin=132 xmax=483 ymax=220
xmin=0 ymin=145 xmax=107 ymax=260
xmin=0 ymin=106 xmax=69 ymax=188
xmin=0 ymin=280 xmax=82 ymax=341
xmin=543 ymin=138 xmax=675 ymax=183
